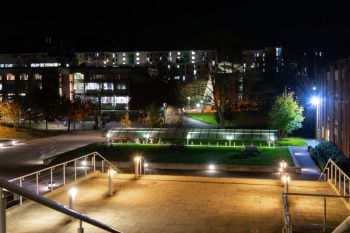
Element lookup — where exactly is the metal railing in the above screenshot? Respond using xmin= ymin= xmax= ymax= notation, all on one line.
xmin=319 ymin=159 xmax=350 ymax=201
xmin=282 ymin=192 xmax=350 ymax=233
xmin=0 ymin=177 xmax=122 ymax=233
xmin=5 ymin=152 xmax=120 ymax=208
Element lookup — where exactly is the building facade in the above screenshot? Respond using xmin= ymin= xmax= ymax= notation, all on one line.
xmin=0 ymin=50 xmax=217 ymax=110
xmin=317 ymin=58 xmax=350 ymax=158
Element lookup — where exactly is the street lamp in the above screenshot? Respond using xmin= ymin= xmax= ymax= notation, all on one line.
xmin=310 ymin=96 xmax=321 ymax=139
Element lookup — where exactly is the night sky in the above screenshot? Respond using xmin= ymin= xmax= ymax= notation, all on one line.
xmin=2 ymin=1 xmax=350 ymax=59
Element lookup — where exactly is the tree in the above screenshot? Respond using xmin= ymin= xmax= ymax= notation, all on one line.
xmin=268 ymin=91 xmax=304 ymax=138
xmin=164 ymin=105 xmax=182 ymax=127
xmin=145 ymin=102 xmax=161 ymax=127
xmin=119 ymin=112 xmax=132 ymax=128
xmin=0 ymin=100 xmax=21 ymax=129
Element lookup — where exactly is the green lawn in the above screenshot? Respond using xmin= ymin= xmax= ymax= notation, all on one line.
xmin=53 ymin=143 xmax=293 ymax=167
xmin=277 ymin=137 xmax=307 ymax=146
xmin=185 ymin=113 xmax=218 ymax=125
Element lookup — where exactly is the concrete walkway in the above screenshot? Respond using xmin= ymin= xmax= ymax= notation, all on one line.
xmin=6 ymin=174 xmax=349 ymax=233
xmin=182 ymin=116 xmax=218 ymax=128
xmin=289 ymin=146 xmax=321 ymax=175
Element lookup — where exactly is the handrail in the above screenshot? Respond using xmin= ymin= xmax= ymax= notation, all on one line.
xmin=9 ymin=151 xmax=121 ymax=183
xmin=0 ymin=177 xmax=122 ymax=233
xmin=319 ymin=159 xmax=350 ymax=181
xmin=281 ymin=192 xmax=350 ymax=233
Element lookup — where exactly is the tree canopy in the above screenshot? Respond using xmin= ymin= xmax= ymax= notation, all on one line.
xmin=268 ymin=91 xmax=304 ymax=138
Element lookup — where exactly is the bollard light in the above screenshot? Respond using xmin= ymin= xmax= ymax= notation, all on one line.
xmin=282 ymin=174 xmax=291 ymax=193
xmin=134 ymin=156 xmax=141 ymax=179
xmin=68 ymin=187 xmax=78 ymax=210
xmin=208 ymin=164 xmax=216 ymax=171
xmin=108 ymin=169 xmax=116 ymax=196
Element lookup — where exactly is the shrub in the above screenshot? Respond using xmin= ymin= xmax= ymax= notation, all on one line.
xmin=313 ymin=142 xmax=350 ymax=175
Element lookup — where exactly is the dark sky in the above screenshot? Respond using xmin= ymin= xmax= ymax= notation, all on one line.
xmin=2 ymin=1 xmax=350 ymax=58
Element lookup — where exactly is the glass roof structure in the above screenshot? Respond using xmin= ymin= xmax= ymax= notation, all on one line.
xmin=106 ymin=128 xmax=278 ymax=141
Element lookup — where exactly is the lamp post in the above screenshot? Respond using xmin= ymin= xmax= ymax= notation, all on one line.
xmin=282 ymin=174 xmax=291 ymax=193
xmin=311 ymin=96 xmax=321 ymax=139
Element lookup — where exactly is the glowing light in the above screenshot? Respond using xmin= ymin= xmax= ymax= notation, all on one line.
xmin=12 ymin=140 xmax=16 ymax=145
xmin=144 ymin=163 xmax=149 ymax=168
xmin=82 ymin=160 xmax=87 ymax=166
xmin=208 ymin=164 xmax=216 ymax=171
xmin=282 ymin=175 xmax=290 ymax=184
xmin=69 ymin=187 xmax=77 ymax=199
xmin=312 ymin=86 xmax=317 ymax=91
xmin=310 ymin=96 xmax=320 ymax=106
xmin=134 ymin=156 xmax=141 ymax=163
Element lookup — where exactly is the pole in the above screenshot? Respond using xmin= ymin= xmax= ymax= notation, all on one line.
xmin=324 ymin=197 xmax=327 ymax=232
xmin=77 ymin=220 xmax=84 ymax=233
xmin=0 ymin=188 xmax=6 ymax=233
xmin=108 ymin=170 xmax=113 ymax=196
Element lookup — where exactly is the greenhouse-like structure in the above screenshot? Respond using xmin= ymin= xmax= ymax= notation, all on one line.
xmin=106 ymin=128 xmax=278 ymax=144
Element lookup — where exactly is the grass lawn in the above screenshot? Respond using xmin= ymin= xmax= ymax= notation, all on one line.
xmin=53 ymin=143 xmax=294 ymax=167
xmin=277 ymin=137 xmax=307 ymax=146
xmin=185 ymin=113 xmax=218 ymax=125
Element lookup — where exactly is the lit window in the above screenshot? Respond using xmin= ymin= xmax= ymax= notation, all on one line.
xmin=136 ymin=52 xmax=140 ymax=56
xmin=176 ymin=65 xmax=180 ymax=68
xmin=136 ymin=62 xmax=140 ymax=64
xmin=177 ymin=52 xmax=181 ymax=55
xmin=191 ymin=51 xmax=195 ymax=55
xmin=123 ymin=53 xmax=126 ymax=56
xmin=112 ymin=53 xmax=116 ymax=58
xmin=0 ymin=84 xmax=2 ymax=90
xmin=193 ymin=70 xmax=197 ymax=75
xmin=123 ymin=57 xmax=126 ymax=61
xmin=7 ymin=74 xmax=15 ymax=81
xmin=96 ymin=53 xmax=99 ymax=57
xmin=123 ymin=62 xmax=126 ymax=65
xmin=103 ymin=83 xmax=114 ymax=90
xmin=191 ymin=56 xmax=195 ymax=60
xmin=74 ymin=73 xmax=84 ymax=80
xmin=35 ymin=74 xmax=42 ymax=80
xmin=136 ymin=57 xmax=140 ymax=61
xmin=168 ymin=65 xmax=171 ymax=69
xmin=116 ymin=83 xmax=127 ymax=90
xmin=20 ymin=74 xmax=28 ymax=80
xmin=174 ymin=76 xmax=180 ymax=80
xmin=85 ymin=83 xmax=100 ymax=90
xmin=19 ymin=93 xmax=26 ymax=96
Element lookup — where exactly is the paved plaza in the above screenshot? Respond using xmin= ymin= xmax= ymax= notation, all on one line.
xmin=6 ymin=174 xmax=350 ymax=233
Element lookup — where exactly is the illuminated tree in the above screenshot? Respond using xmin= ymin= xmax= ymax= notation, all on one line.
xmin=145 ymin=102 xmax=161 ymax=127
xmin=0 ymin=100 xmax=21 ymax=129
xmin=119 ymin=112 xmax=132 ymax=128
xmin=269 ymin=91 xmax=304 ymax=138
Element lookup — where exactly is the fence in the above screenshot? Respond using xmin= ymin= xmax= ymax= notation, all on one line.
xmin=4 ymin=152 xmax=119 ymax=208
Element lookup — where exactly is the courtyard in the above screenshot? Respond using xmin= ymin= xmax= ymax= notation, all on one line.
xmin=6 ymin=173 xmax=349 ymax=233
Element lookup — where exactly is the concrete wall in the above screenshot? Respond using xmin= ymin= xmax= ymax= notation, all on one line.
xmin=114 ymin=161 xmax=301 ymax=174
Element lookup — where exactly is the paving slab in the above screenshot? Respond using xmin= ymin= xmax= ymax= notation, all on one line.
xmin=6 ymin=174 xmax=349 ymax=233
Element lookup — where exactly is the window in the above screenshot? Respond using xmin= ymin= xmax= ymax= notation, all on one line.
xmin=20 ymin=74 xmax=28 ymax=80
xmin=0 ymin=84 xmax=2 ymax=90
xmin=74 ymin=73 xmax=84 ymax=80
xmin=85 ymin=83 xmax=100 ymax=90
xmin=35 ymin=74 xmax=42 ymax=80
xmin=103 ymin=83 xmax=114 ymax=90
xmin=7 ymin=74 xmax=15 ymax=81
xmin=116 ymin=83 xmax=127 ymax=90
